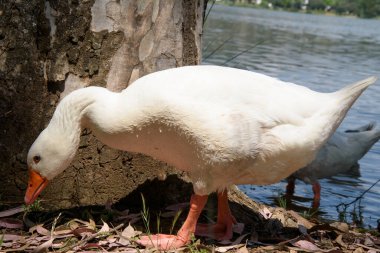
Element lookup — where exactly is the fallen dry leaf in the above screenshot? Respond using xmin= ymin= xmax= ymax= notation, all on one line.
xmin=1 ymin=242 xmax=15 ymax=247
xmin=330 ymin=222 xmax=349 ymax=233
xmin=122 ymin=224 xmax=140 ymax=239
xmin=335 ymin=234 xmax=347 ymax=248
xmin=107 ymin=236 xmax=117 ymax=243
xmin=353 ymin=247 xmax=365 ymax=253
xmin=0 ymin=218 xmax=23 ymax=229
xmin=355 ymin=243 xmax=380 ymax=252
xmin=68 ymin=220 xmax=80 ymax=230
xmin=53 ymin=229 xmax=73 ymax=236
xmin=35 ymin=224 xmax=50 ymax=236
xmin=80 ymin=242 xmax=103 ymax=250
xmin=293 ymin=239 xmax=322 ymax=251
xmin=98 ymin=239 xmax=109 ymax=246
xmin=2 ymin=242 xmax=32 ymax=252
xmin=72 ymin=227 xmax=96 ymax=238
xmin=2 ymin=234 xmax=22 ymax=242
xmin=364 ymin=236 xmax=374 ymax=246
xmin=34 ymin=235 xmax=50 ymax=242
xmin=109 ymin=242 xmax=121 ymax=247
xmin=288 ymin=210 xmax=315 ymax=229
xmin=99 ymin=221 xmax=110 ymax=233
xmin=118 ymin=237 xmax=130 ymax=246
xmin=88 ymin=219 xmax=96 ymax=230
xmin=308 ymin=223 xmax=344 ymax=234
xmin=32 ymin=237 xmax=54 ymax=253
xmin=259 ymin=207 xmax=272 ymax=220
xmin=113 ymin=250 xmax=139 ymax=253
xmin=236 ymin=244 xmax=249 ymax=253
xmin=215 ymin=244 xmax=245 ymax=252
xmin=70 ymin=218 xmax=96 ymax=230
xmin=118 ymin=224 xmax=140 ymax=246
xmin=52 ymin=241 xmax=65 ymax=248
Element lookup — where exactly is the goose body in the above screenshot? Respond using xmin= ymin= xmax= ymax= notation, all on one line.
xmin=25 ymin=65 xmax=377 ymax=249
xmin=287 ymin=122 xmax=380 ymax=206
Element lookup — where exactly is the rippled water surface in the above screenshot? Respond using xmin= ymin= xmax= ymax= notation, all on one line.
xmin=203 ymin=5 xmax=380 ymax=228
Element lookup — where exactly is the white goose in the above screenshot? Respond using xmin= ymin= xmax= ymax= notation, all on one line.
xmin=24 ymin=65 xmax=376 ymax=250
xmin=287 ymin=122 xmax=380 ymax=208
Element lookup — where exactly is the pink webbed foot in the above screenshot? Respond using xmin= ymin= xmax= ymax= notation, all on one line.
xmin=195 ymin=190 xmax=237 ymax=241
xmin=137 ymin=194 xmax=208 ymax=250
xmin=137 ymin=234 xmax=187 ymax=250
xmin=195 ymin=219 xmax=236 ymax=241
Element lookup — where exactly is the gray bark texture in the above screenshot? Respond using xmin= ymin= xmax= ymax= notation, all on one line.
xmin=0 ymin=0 xmax=205 ymax=210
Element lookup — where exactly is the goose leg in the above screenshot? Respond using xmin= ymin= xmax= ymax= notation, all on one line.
xmin=286 ymin=177 xmax=296 ymax=196
xmin=312 ymin=181 xmax=321 ymax=208
xmin=137 ymin=194 xmax=208 ymax=250
xmin=215 ymin=190 xmax=237 ymax=240
xmin=195 ymin=190 xmax=237 ymax=240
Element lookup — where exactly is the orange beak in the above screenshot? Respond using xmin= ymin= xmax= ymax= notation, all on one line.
xmin=24 ymin=169 xmax=48 ymax=205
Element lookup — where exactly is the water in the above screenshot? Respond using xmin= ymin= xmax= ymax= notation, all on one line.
xmin=203 ymin=5 xmax=380 ymax=228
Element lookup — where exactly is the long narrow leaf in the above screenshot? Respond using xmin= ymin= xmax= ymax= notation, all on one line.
xmin=140 ymin=194 xmax=150 ymax=235
xmin=170 ymin=210 xmax=182 ymax=235
xmin=0 ymin=206 xmax=24 ymax=218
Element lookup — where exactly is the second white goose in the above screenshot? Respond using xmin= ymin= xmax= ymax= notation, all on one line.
xmin=287 ymin=122 xmax=380 ymax=208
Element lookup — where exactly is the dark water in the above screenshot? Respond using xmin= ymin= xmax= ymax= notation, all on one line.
xmin=203 ymin=5 xmax=380 ymax=228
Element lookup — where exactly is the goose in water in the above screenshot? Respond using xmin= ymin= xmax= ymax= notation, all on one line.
xmin=24 ymin=65 xmax=377 ymax=249
xmin=286 ymin=122 xmax=380 ymax=208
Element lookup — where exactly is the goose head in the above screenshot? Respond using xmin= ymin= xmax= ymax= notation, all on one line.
xmin=25 ymin=126 xmax=79 ymax=205
xmin=345 ymin=122 xmax=380 ymax=157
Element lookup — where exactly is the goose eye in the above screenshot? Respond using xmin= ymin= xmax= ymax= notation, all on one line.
xmin=33 ymin=155 xmax=41 ymax=164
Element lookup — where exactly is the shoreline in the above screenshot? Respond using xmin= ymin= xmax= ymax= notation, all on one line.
xmin=214 ymin=2 xmax=380 ymax=20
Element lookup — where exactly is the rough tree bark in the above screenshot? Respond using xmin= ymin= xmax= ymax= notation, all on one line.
xmin=0 ymin=0 xmax=205 ymax=210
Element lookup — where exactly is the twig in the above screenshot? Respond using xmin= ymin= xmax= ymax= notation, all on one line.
xmin=203 ymin=0 xmax=216 ymax=26
xmin=51 ymin=212 xmax=62 ymax=237
xmin=203 ymin=40 xmax=214 ymax=53
xmin=337 ymin=178 xmax=380 ymax=212
xmin=57 ymin=223 xmax=124 ymax=252
xmin=355 ymin=243 xmax=380 ymax=252
xmin=221 ymin=39 xmax=266 ymax=66
xmin=203 ymin=36 xmax=233 ymax=60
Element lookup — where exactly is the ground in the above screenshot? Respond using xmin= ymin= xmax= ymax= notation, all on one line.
xmin=1 ymin=186 xmax=379 ymax=252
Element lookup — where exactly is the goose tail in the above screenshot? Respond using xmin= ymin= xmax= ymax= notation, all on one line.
xmin=333 ymin=76 xmax=377 ymax=103
xmin=316 ymin=76 xmax=377 ymax=146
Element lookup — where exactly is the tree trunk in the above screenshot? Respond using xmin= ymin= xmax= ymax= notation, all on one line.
xmin=0 ymin=0 xmax=205 ymax=210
